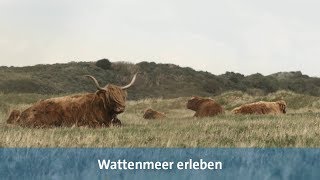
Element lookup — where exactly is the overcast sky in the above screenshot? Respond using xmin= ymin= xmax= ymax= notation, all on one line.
xmin=1 ymin=0 xmax=320 ymax=77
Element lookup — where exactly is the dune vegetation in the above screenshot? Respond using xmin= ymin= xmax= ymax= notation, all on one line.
xmin=0 ymin=90 xmax=320 ymax=148
xmin=1 ymin=60 xmax=320 ymax=99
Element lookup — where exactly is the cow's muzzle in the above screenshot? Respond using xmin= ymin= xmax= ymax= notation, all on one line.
xmin=115 ymin=107 xmax=125 ymax=113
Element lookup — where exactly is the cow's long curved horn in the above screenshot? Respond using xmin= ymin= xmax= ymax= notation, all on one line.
xmin=121 ymin=73 xmax=138 ymax=90
xmin=84 ymin=75 xmax=105 ymax=91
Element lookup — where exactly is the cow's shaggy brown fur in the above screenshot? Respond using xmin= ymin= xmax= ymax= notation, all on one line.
xmin=143 ymin=108 xmax=166 ymax=119
xmin=186 ymin=96 xmax=224 ymax=118
xmin=231 ymin=100 xmax=287 ymax=115
xmin=7 ymin=74 xmax=137 ymax=128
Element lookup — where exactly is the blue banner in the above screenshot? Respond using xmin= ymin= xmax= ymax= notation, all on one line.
xmin=0 ymin=148 xmax=320 ymax=180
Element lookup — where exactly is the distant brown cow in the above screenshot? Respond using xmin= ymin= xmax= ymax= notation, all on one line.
xmin=143 ymin=108 xmax=166 ymax=119
xmin=6 ymin=74 xmax=138 ymax=128
xmin=231 ymin=100 xmax=287 ymax=115
xmin=186 ymin=96 xmax=224 ymax=117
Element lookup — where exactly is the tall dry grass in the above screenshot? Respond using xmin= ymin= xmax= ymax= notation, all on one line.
xmin=0 ymin=91 xmax=320 ymax=147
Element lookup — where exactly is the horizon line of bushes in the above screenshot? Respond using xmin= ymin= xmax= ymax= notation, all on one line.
xmin=0 ymin=59 xmax=319 ymax=99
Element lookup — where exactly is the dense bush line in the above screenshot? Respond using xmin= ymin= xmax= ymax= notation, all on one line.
xmin=0 ymin=60 xmax=319 ymax=99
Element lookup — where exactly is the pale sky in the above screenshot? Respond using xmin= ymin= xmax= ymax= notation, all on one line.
xmin=1 ymin=0 xmax=320 ymax=77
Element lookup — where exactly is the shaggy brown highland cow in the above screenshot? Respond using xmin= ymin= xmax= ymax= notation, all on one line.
xmin=143 ymin=108 xmax=166 ymax=119
xmin=186 ymin=96 xmax=224 ymax=118
xmin=231 ymin=100 xmax=287 ymax=115
xmin=6 ymin=74 xmax=137 ymax=128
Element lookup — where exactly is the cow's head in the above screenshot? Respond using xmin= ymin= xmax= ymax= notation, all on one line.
xmin=187 ymin=96 xmax=204 ymax=111
xmin=143 ymin=108 xmax=154 ymax=119
xmin=276 ymin=100 xmax=287 ymax=114
xmin=85 ymin=73 xmax=137 ymax=114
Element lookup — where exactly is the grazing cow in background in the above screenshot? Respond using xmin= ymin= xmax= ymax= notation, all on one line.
xmin=6 ymin=73 xmax=138 ymax=128
xmin=186 ymin=96 xmax=224 ymax=118
xmin=143 ymin=108 xmax=166 ymax=119
xmin=231 ymin=100 xmax=287 ymax=115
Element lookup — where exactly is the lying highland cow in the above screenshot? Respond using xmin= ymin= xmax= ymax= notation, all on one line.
xmin=6 ymin=74 xmax=137 ymax=128
xmin=186 ymin=96 xmax=224 ymax=118
xmin=231 ymin=100 xmax=287 ymax=115
xmin=143 ymin=108 xmax=166 ymax=119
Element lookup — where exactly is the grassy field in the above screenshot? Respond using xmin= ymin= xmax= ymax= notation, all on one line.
xmin=0 ymin=91 xmax=320 ymax=147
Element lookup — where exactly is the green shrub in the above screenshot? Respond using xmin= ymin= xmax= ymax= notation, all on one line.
xmin=96 ymin=59 xmax=112 ymax=70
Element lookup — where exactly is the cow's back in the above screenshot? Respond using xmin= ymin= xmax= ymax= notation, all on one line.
xmin=196 ymin=100 xmax=223 ymax=117
xmin=13 ymin=93 xmax=108 ymax=127
xmin=232 ymin=101 xmax=282 ymax=115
